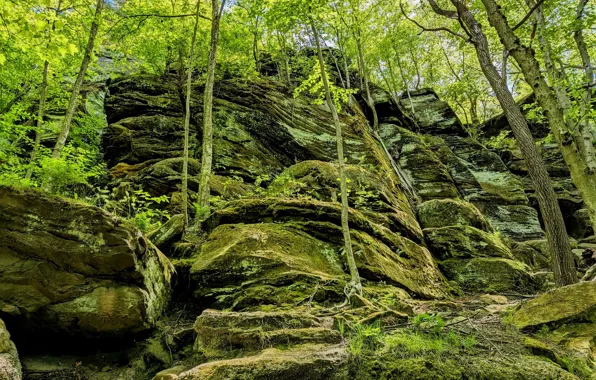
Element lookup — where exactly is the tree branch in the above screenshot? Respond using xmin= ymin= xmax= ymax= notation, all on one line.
xmin=399 ymin=1 xmax=467 ymax=40
xmin=428 ymin=0 xmax=458 ymax=19
xmin=512 ymin=0 xmax=546 ymax=31
xmin=118 ymin=13 xmax=212 ymax=21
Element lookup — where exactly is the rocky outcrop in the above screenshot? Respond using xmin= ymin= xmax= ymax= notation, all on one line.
xmin=167 ymin=309 xmax=348 ymax=380
xmin=417 ymin=199 xmax=491 ymax=231
xmin=0 ymin=319 xmax=20 ymax=380
xmin=512 ymin=282 xmax=596 ymax=331
xmin=0 ymin=186 xmax=172 ymax=339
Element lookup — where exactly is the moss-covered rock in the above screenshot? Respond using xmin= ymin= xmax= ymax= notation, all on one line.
xmin=0 ymin=319 xmax=21 ymax=380
xmin=473 ymin=202 xmax=545 ymax=241
xmin=512 ymin=282 xmax=596 ymax=331
xmin=0 ymin=186 xmax=172 ymax=339
xmin=378 ymin=124 xmax=460 ymax=201
xmin=417 ymin=199 xmax=491 ymax=231
xmin=191 ymin=197 xmax=448 ymax=302
xmin=148 ymin=214 xmax=185 ymax=250
xmin=194 ymin=309 xmax=341 ymax=359
xmin=267 ymin=160 xmax=411 ymax=215
xmin=424 ymin=225 xmax=512 ymax=260
xmin=179 ymin=343 xmax=348 ymax=380
xmin=440 ymin=258 xmax=536 ymax=293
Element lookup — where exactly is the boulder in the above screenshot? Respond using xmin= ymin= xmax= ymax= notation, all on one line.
xmin=178 ymin=344 xmax=348 ymax=380
xmin=398 ymin=89 xmax=467 ymax=136
xmin=0 ymin=186 xmax=172 ymax=339
xmin=188 ymin=198 xmax=448 ymax=305
xmin=423 ymin=226 xmax=512 ymax=260
xmin=440 ymin=258 xmax=536 ymax=294
xmin=148 ymin=214 xmax=185 ymax=249
xmin=471 ymin=203 xmax=545 ymax=241
xmin=512 ymin=282 xmax=596 ymax=331
xmin=510 ymin=241 xmax=550 ymax=269
xmin=0 ymin=319 xmax=20 ymax=380
xmin=417 ymin=199 xmax=491 ymax=231
xmin=194 ymin=309 xmax=341 ymax=359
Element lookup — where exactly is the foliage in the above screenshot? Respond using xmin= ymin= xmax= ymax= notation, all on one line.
xmin=293 ymin=58 xmax=356 ymax=112
xmin=95 ymin=188 xmax=170 ymax=232
xmin=486 ymin=130 xmax=516 ymax=150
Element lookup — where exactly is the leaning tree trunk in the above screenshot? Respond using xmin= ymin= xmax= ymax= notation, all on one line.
xmin=449 ymin=0 xmax=577 ymax=286
xmin=481 ymin=0 xmax=596 ymax=234
xmin=311 ymin=20 xmax=362 ymax=295
xmin=52 ymin=0 xmax=104 ymax=158
xmin=197 ymin=0 xmax=225 ymax=213
xmin=181 ymin=0 xmax=202 ymax=227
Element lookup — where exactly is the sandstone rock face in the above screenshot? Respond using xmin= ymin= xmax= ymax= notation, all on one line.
xmin=176 ymin=309 xmax=348 ymax=380
xmin=190 ymin=197 xmax=448 ymax=308
xmin=417 ymin=199 xmax=491 ymax=231
xmin=512 ymin=282 xmax=596 ymax=331
xmin=0 ymin=319 xmax=21 ymax=380
xmin=0 ymin=186 xmax=172 ymax=339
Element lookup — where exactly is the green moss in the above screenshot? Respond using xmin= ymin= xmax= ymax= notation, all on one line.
xmin=512 ymin=282 xmax=596 ymax=331
xmin=440 ymin=258 xmax=535 ymax=294
xmin=424 ymin=225 xmax=512 ymax=260
xmin=417 ymin=198 xmax=491 ymax=231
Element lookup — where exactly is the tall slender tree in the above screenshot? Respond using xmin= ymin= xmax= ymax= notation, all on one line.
xmin=181 ymin=0 xmax=202 ymax=227
xmin=480 ymin=0 xmax=596 ymax=234
xmin=52 ymin=0 xmax=104 ymax=158
xmin=197 ymin=0 xmax=226 ymax=214
xmin=310 ymin=19 xmax=362 ymax=296
xmin=427 ymin=0 xmax=577 ymax=287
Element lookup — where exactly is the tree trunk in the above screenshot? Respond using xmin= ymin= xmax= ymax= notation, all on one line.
xmin=449 ymin=0 xmax=576 ymax=286
xmin=52 ymin=0 xmax=104 ymax=158
xmin=392 ymin=49 xmax=415 ymax=114
xmin=182 ymin=0 xmax=202 ymax=227
xmin=25 ymin=60 xmax=50 ymax=180
xmin=310 ymin=20 xmax=362 ymax=295
xmin=355 ymin=34 xmax=378 ymax=131
xmin=481 ymin=0 xmax=596 ymax=235
xmin=572 ymin=0 xmax=596 ymax=172
xmin=197 ymin=0 xmax=225 ymax=213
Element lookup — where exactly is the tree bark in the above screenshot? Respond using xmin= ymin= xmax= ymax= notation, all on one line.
xmin=182 ymin=0 xmax=202 ymax=227
xmin=572 ymin=0 xmax=596 ymax=173
xmin=52 ymin=0 xmax=104 ymax=158
xmin=310 ymin=20 xmax=362 ymax=295
xmin=481 ymin=0 xmax=596 ymax=235
xmin=443 ymin=0 xmax=577 ymax=286
xmin=197 ymin=0 xmax=225 ymax=212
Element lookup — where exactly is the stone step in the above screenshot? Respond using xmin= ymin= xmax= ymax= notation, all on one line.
xmin=195 ymin=309 xmax=334 ymax=332
xmin=178 ymin=343 xmax=347 ymax=380
xmin=194 ymin=309 xmax=342 ymax=359
xmin=197 ymin=326 xmax=343 ymax=359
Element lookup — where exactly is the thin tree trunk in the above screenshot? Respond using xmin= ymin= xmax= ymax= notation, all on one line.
xmin=310 ymin=20 xmax=362 ymax=295
xmin=182 ymin=0 xmax=202 ymax=227
xmin=572 ymin=0 xmax=596 ymax=172
xmin=448 ymin=0 xmax=576 ymax=286
xmin=197 ymin=0 xmax=225 ymax=213
xmin=393 ymin=50 xmax=415 ymax=114
xmin=25 ymin=60 xmax=50 ymax=180
xmin=336 ymin=29 xmax=352 ymax=105
xmin=408 ymin=45 xmax=421 ymax=90
xmin=52 ymin=0 xmax=104 ymax=158
xmin=481 ymin=0 xmax=596 ymax=236
xmin=355 ymin=33 xmax=378 ymax=131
